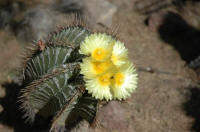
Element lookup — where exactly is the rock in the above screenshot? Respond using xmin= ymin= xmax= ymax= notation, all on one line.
xmin=55 ymin=0 xmax=83 ymax=14
xmin=82 ymin=0 xmax=117 ymax=27
xmin=0 ymin=9 xmax=11 ymax=29
xmin=16 ymin=7 xmax=56 ymax=42
xmin=13 ymin=0 xmax=117 ymax=42
xmin=55 ymin=0 xmax=117 ymax=27
xmin=147 ymin=12 xmax=165 ymax=32
xmin=0 ymin=2 xmax=21 ymax=30
xmin=134 ymin=0 xmax=172 ymax=14
xmin=12 ymin=0 xmax=55 ymax=7
xmin=96 ymin=101 xmax=130 ymax=132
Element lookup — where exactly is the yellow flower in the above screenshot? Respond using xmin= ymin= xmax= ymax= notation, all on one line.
xmin=85 ymin=73 xmax=113 ymax=100
xmin=111 ymin=41 xmax=128 ymax=67
xmin=111 ymin=62 xmax=138 ymax=100
xmin=80 ymin=58 xmax=113 ymax=79
xmin=79 ymin=33 xmax=114 ymax=61
xmin=79 ymin=32 xmax=138 ymax=101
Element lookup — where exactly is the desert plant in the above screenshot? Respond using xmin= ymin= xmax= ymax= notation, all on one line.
xmin=20 ymin=22 xmax=98 ymax=131
xmin=19 ymin=17 xmax=138 ymax=132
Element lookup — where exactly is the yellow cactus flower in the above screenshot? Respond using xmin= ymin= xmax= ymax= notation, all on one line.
xmin=79 ymin=33 xmax=114 ymax=61
xmin=111 ymin=41 xmax=128 ymax=67
xmin=80 ymin=58 xmax=113 ymax=79
xmin=79 ymin=32 xmax=138 ymax=101
xmin=85 ymin=73 xmax=113 ymax=101
xmin=111 ymin=62 xmax=138 ymax=100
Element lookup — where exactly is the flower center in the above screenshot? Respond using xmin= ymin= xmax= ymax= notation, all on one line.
xmin=92 ymin=61 xmax=111 ymax=74
xmin=114 ymin=72 xmax=125 ymax=86
xmin=98 ymin=73 xmax=111 ymax=86
xmin=92 ymin=48 xmax=106 ymax=61
xmin=111 ymin=55 xmax=117 ymax=64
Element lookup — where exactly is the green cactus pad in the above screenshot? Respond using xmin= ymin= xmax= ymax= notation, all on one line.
xmin=50 ymin=92 xmax=97 ymax=131
xmin=20 ymin=26 xmax=98 ymax=130
xmin=48 ymin=26 xmax=90 ymax=47
xmin=24 ymin=47 xmax=74 ymax=83
xmin=72 ymin=93 xmax=98 ymax=123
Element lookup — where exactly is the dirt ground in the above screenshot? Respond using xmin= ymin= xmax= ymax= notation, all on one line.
xmin=0 ymin=0 xmax=200 ymax=132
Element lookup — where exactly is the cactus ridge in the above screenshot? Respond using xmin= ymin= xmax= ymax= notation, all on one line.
xmin=50 ymin=88 xmax=84 ymax=132
xmin=20 ymin=25 xmax=98 ymax=130
xmin=24 ymin=46 xmax=74 ymax=82
xmin=48 ymin=27 xmax=90 ymax=47
xmin=23 ymin=26 xmax=90 ymax=83
xmin=21 ymin=63 xmax=80 ymax=122
xmin=72 ymin=93 xmax=97 ymax=123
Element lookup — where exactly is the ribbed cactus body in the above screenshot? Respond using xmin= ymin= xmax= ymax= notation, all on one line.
xmin=48 ymin=27 xmax=90 ymax=46
xmin=20 ymin=26 xmax=98 ymax=131
xmin=24 ymin=47 xmax=74 ymax=82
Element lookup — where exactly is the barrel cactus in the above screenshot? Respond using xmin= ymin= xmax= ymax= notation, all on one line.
xmin=19 ymin=17 xmax=138 ymax=132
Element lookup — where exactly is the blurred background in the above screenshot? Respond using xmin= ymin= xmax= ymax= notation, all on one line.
xmin=0 ymin=0 xmax=200 ymax=132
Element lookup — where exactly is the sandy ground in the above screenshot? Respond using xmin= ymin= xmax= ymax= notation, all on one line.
xmin=0 ymin=0 xmax=200 ymax=132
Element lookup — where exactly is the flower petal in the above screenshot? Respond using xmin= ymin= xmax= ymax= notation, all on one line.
xmin=111 ymin=41 xmax=128 ymax=67
xmin=85 ymin=73 xmax=113 ymax=100
xmin=111 ymin=62 xmax=138 ymax=100
xmin=79 ymin=33 xmax=114 ymax=61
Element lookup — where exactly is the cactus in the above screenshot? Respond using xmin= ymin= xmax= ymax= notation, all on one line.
xmin=19 ymin=24 xmax=98 ymax=131
xmin=19 ymin=16 xmax=138 ymax=132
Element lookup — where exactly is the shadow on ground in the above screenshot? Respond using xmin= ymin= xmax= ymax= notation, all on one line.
xmin=156 ymin=11 xmax=200 ymax=132
xmin=158 ymin=11 xmax=200 ymax=63
xmin=183 ymin=87 xmax=200 ymax=132
xmin=0 ymin=82 xmax=49 ymax=132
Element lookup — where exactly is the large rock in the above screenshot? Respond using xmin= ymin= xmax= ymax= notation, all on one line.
xmin=16 ymin=7 xmax=56 ymax=42
xmin=82 ymin=0 xmax=117 ymax=27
